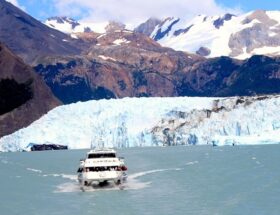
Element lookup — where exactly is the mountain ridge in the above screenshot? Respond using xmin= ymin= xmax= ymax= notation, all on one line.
xmin=44 ymin=10 xmax=280 ymax=59
xmin=0 ymin=0 xmax=85 ymax=64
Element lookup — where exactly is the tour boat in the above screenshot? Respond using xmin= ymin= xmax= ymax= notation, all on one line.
xmin=77 ymin=148 xmax=127 ymax=187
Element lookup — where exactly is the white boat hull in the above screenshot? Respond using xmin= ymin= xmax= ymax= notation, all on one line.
xmin=78 ymin=170 xmax=126 ymax=185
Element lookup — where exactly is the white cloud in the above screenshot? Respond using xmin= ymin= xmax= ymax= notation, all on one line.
xmin=6 ymin=0 xmax=26 ymax=10
xmin=52 ymin=0 xmax=241 ymax=26
xmin=6 ymin=0 xmax=20 ymax=6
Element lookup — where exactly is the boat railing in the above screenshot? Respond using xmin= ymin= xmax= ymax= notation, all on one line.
xmin=118 ymin=157 xmax=125 ymax=161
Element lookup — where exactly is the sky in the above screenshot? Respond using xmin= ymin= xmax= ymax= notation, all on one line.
xmin=6 ymin=0 xmax=280 ymax=25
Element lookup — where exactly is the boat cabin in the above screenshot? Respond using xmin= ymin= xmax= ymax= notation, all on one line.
xmin=88 ymin=153 xmax=116 ymax=159
xmin=87 ymin=149 xmax=117 ymax=159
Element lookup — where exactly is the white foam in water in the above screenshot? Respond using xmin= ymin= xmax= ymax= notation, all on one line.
xmin=25 ymin=167 xmax=78 ymax=183
xmin=186 ymin=161 xmax=199 ymax=166
xmin=129 ymin=169 xmax=169 ymax=180
xmin=41 ymin=173 xmax=77 ymax=181
xmin=26 ymin=168 xmax=42 ymax=173
xmin=54 ymin=168 xmax=179 ymax=193
xmin=54 ymin=181 xmax=128 ymax=193
xmin=55 ymin=182 xmax=82 ymax=193
xmin=49 ymin=174 xmax=60 ymax=177
xmin=61 ymin=174 xmax=77 ymax=181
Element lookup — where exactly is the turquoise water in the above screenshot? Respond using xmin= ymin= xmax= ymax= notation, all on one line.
xmin=0 ymin=145 xmax=280 ymax=215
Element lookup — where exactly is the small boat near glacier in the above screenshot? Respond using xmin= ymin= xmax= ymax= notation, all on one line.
xmin=77 ymin=148 xmax=127 ymax=189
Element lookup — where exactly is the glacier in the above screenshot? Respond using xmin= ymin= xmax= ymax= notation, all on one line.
xmin=0 ymin=96 xmax=280 ymax=152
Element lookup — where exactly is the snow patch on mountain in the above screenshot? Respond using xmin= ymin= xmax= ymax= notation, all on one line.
xmin=98 ymin=55 xmax=117 ymax=61
xmin=0 ymin=96 xmax=280 ymax=152
xmin=236 ymin=46 xmax=280 ymax=59
xmin=113 ymin=38 xmax=130 ymax=45
xmin=266 ymin=11 xmax=280 ymax=22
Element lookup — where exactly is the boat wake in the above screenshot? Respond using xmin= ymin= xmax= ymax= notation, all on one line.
xmin=54 ymin=168 xmax=180 ymax=193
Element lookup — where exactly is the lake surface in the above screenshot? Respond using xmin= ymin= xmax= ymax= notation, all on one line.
xmin=0 ymin=145 xmax=280 ymax=215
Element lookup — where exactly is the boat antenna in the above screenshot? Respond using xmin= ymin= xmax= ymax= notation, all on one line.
xmin=90 ymin=139 xmax=94 ymax=149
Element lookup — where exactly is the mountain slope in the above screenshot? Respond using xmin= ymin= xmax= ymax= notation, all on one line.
xmin=176 ymin=55 xmax=280 ymax=97
xmin=0 ymin=0 xmax=84 ymax=64
xmin=0 ymin=42 xmax=61 ymax=137
xmin=34 ymin=30 xmax=201 ymax=104
xmin=34 ymin=28 xmax=280 ymax=104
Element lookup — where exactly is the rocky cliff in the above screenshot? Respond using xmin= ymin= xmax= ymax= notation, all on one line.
xmin=0 ymin=42 xmax=60 ymax=137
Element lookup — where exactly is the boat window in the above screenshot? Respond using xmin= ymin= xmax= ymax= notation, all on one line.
xmin=88 ymin=153 xmax=116 ymax=159
xmin=88 ymin=166 xmax=118 ymax=172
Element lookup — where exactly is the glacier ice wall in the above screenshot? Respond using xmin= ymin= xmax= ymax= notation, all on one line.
xmin=0 ymin=96 xmax=280 ymax=152
xmin=0 ymin=97 xmax=214 ymax=151
xmin=151 ymin=96 xmax=280 ymax=146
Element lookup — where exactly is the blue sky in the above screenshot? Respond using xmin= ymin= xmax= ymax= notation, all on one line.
xmin=10 ymin=0 xmax=280 ymax=23
xmin=216 ymin=0 xmax=280 ymax=12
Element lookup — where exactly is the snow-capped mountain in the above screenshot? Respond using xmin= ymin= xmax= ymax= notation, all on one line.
xmin=1 ymin=96 xmax=280 ymax=152
xmin=45 ymin=16 xmax=93 ymax=34
xmin=46 ymin=10 xmax=280 ymax=59
xmin=45 ymin=17 xmax=126 ymax=34
xmin=148 ymin=10 xmax=280 ymax=59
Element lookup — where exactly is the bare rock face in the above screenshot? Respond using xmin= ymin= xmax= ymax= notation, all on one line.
xmin=134 ymin=18 xmax=162 ymax=36
xmin=229 ymin=10 xmax=280 ymax=57
xmin=242 ymin=10 xmax=277 ymax=26
xmin=105 ymin=21 xmax=126 ymax=33
xmin=196 ymin=47 xmax=211 ymax=57
xmin=0 ymin=42 xmax=61 ymax=137
xmin=213 ymin=13 xmax=235 ymax=29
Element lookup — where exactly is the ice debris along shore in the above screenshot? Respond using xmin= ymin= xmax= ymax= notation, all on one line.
xmin=1 ymin=96 xmax=280 ymax=152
